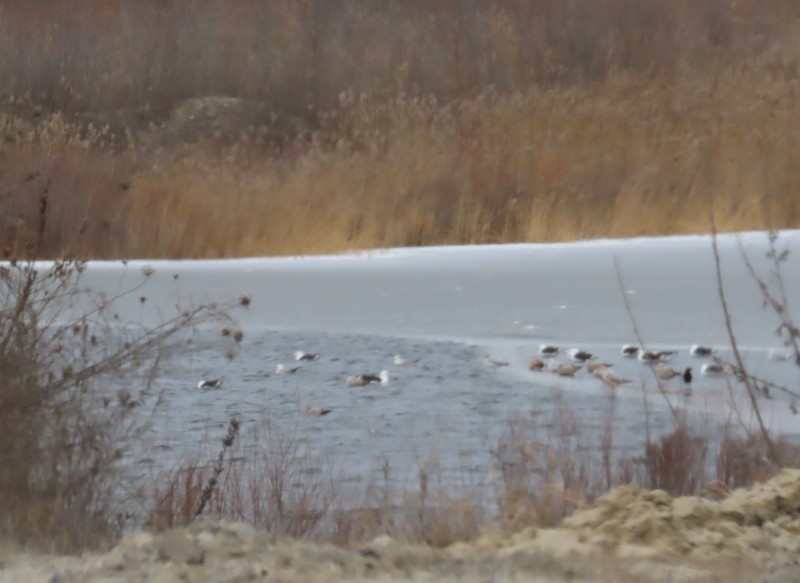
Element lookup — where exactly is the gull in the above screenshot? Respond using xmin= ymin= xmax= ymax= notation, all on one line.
xmin=294 ymin=351 xmax=320 ymax=361
xmin=586 ymin=359 xmax=613 ymax=374
xmin=539 ymin=345 xmax=560 ymax=357
xmin=276 ymin=364 xmax=300 ymax=374
xmin=555 ymin=363 xmax=582 ymax=377
xmin=621 ymin=345 xmax=639 ymax=358
xmin=528 ymin=358 xmax=546 ymax=371
xmin=393 ymin=355 xmax=418 ymax=366
xmin=767 ymin=349 xmax=790 ymax=362
xmin=654 ymin=363 xmax=682 ymax=380
xmin=305 ymin=406 xmax=332 ymax=417
xmin=596 ymin=366 xmax=631 ymax=387
xmin=701 ymin=363 xmax=725 ymax=376
xmin=485 ymin=354 xmax=510 ymax=367
xmin=690 ymin=345 xmax=715 ymax=357
xmin=656 ymin=350 xmax=677 ymax=362
xmin=197 ymin=378 xmax=223 ymax=389
xmin=637 ymin=349 xmax=661 ymax=364
xmin=345 ymin=371 xmax=390 ymax=387
xmin=568 ymin=348 xmax=593 ymax=362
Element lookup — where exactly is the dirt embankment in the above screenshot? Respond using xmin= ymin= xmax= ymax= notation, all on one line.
xmin=1 ymin=470 xmax=799 ymax=583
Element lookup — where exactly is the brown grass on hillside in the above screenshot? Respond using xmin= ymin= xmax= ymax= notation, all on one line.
xmin=1 ymin=1 xmax=800 ymax=258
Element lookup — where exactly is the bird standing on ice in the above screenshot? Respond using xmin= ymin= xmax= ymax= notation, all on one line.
xmin=767 ymin=348 xmax=790 ymax=362
xmin=701 ymin=363 xmax=725 ymax=376
xmin=654 ymin=363 xmax=681 ymax=380
xmin=539 ymin=345 xmax=560 ymax=357
xmin=637 ymin=349 xmax=661 ymax=364
xmin=555 ymin=363 xmax=582 ymax=377
xmin=294 ymin=351 xmax=320 ymax=361
xmin=528 ymin=358 xmax=546 ymax=371
xmin=621 ymin=345 xmax=639 ymax=358
xmin=690 ymin=345 xmax=715 ymax=357
xmin=586 ymin=359 xmax=612 ymax=374
xmin=568 ymin=348 xmax=593 ymax=362
xmin=197 ymin=378 xmax=223 ymax=389
xmin=596 ymin=366 xmax=631 ymax=388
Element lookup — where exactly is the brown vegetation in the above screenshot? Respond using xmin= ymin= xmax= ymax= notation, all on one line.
xmin=0 ymin=199 xmax=243 ymax=550
xmin=1 ymin=1 xmax=800 ymax=258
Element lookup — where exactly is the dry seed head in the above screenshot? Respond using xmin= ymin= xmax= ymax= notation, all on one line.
xmin=140 ymin=265 xmax=155 ymax=277
xmin=239 ymin=293 xmax=252 ymax=307
xmin=117 ymin=389 xmax=131 ymax=406
xmin=221 ymin=327 xmax=231 ymax=337
xmin=233 ymin=330 xmax=244 ymax=343
xmin=139 ymin=296 xmax=146 ymax=304
xmin=225 ymin=349 xmax=235 ymax=361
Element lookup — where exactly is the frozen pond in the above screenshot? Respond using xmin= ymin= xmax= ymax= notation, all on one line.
xmin=77 ymin=231 xmax=800 ymax=485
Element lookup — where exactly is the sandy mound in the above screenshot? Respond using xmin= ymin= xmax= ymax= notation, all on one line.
xmin=473 ymin=468 xmax=800 ymax=567
xmin=1 ymin=471 xmax=799 ymax=582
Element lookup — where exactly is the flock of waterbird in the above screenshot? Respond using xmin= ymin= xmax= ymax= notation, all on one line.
xmin=484 ymin=343 xmax=738 ymax=394
xmin=196 ymin=342 xmax=795 ymax=416
xmin=196 ymin=350 xmax=417 ymax=417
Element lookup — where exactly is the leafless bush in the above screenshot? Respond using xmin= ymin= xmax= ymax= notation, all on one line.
xmin=0 ymin=195 xmax=242 ymax=550
xmin=641 ymin=428 xmax=708 ymax=496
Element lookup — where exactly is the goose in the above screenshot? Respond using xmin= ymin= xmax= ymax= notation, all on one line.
xmin=294 ymin=351 xmax=320 ymax=361
xmin=276 ymin=364 xmax=299 ymax=374
xmin=568 ymin=348 xmax=593 ymax=362
xmin=621 ymin=345 xmax=639 ymax=358
xmin=586 ymin=359 xmax=613 ymax=374
xmin=197 ymin=378 xmax=223 ymax=389
xmin=656 ymin=350 xmax=677 ymax=362
xmin=485 ymin=354 xmax=510 ymax=367
xmin=539 ymin=345 xmax=560 ymax=357
xmin=690 ymin=345 xmax=715 ymax=357
xmin=528 ymin=357 xmax=546 ymax=371
xmin=555 ymin=363 xmax=582 ymax=377
xmin=393 ymin=355 xmax=418 ymax=366
xmin=654 ymin=363 xmax=681 ymax=380
xmin=305 ymin=406 xmax=332 ymax=417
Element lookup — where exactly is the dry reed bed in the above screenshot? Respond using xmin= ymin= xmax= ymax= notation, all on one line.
xmin=1 ymin=1 xmax=800 ymax=257
xmin=3 ymin=69 xmax=800 ymax=259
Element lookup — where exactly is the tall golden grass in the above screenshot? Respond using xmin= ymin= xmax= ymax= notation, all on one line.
xmin=2 ymin=1 xmax=800 ymax=258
